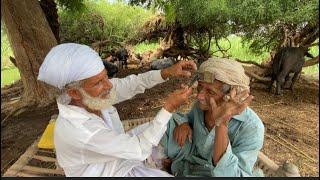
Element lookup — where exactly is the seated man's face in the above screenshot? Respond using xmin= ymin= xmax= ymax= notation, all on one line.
xmin=77 ymin=69 xmax=116 ymax=110
xmin=196 ymin=80 xmax=225 ymax=111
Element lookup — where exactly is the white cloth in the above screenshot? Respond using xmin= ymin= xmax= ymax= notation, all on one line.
xmin=199 ymin=57 xmax=250 ymax=91
xmin=38 ymin=43 xmax=105 ymax=89
xmin=125 ymin=166 xmax=173 ymax=177
xmin=54 ymin=70 xmax=172 ymax=177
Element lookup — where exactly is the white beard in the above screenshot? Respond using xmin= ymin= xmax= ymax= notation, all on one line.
xmin=79 ymin=87 xmax=117 ymax=111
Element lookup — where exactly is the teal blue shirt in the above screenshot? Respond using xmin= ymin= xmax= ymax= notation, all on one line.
xmin=162 ymin=102 xmax=265 ymax=177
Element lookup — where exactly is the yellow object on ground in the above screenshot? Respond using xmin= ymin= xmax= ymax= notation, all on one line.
xmin=37 ymin=119 xmax=56 ymax=149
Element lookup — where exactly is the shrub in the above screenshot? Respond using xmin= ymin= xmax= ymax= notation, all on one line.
xmin=59 ymin=1 xmax=154 ymax=45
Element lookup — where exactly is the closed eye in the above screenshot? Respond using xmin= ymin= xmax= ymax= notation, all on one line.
xmin=94 ymin=80 xmax=102 ymax=86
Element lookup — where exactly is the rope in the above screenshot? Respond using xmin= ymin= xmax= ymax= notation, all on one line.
xmin=265 ymin=134 xmax=316 ymax=163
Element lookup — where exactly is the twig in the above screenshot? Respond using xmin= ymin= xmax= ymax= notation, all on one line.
xmin=265 ymin=134 xmax=316 ymax=163
xmin=1 ymin=108 xmax=19 ymax=126
xmin=302 ymin=162 xmax=317 ymax=170
xmin=271 ymin=119 xmax=319 ymax=142
xmin=1 ymin=100 xmax=32 ymax=126
xmin=276 ymin=135 xmax=316 ymax=163
xmin=2 ymin=158 xmax=16 ymax=172
xmin=251 ymin=101 xmax=283 ymax=108
xmin=151 ymin=105 xmax=163 ymax=109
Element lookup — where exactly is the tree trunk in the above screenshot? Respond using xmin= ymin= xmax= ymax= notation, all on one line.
xmin=174 ymin=23 xmax=186 ymax=49
xmin=1 ymin=0 xmax=58 ymax=106
xmin=40 ymin=0 xmax=60 ymax=43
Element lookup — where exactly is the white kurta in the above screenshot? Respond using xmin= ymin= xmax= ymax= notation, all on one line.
xmin=54 ymin=70 xmax=173 ymax=177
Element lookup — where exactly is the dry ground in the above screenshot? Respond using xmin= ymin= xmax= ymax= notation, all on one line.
xmin=1 ymin=67 xmax=319 ymax=176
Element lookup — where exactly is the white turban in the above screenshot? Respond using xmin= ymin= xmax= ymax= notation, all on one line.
xmin=38 ymin=43 xmax=105 ymax=89
xmin=199 ymin=57 xmax=250 ymax=91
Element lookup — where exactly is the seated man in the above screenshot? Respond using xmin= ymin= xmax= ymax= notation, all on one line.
xmin=160 ymin=57 xmax=264 ymax=177
xmin=37 ymin=43 xmax=197 ymax=177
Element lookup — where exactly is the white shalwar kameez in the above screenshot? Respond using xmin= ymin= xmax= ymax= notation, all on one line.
xmin=54 ymin=70 xmax=173 ymax=177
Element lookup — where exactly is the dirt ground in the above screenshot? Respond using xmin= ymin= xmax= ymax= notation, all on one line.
xmin=1 ymin=67 xmax=319 ymax=176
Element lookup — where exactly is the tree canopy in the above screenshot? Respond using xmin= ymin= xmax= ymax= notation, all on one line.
xmin=56 ymin=0 xmax=85 ymax=11
xmin=130 ymin=0 xmax=319 ymax=55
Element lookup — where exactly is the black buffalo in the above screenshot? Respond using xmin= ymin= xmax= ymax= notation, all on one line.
xmin=103 ymin=61 xmax=118 ymax=78
xmin=268 ymin=47 xmax=313 ymax=95
xmin=114 ymin=48 xmax=129 ymax=69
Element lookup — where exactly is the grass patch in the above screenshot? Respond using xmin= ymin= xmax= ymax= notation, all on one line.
xmin=89 ymin=1 xmax=154 ymax=40
xmin=211 ymin=35 xmax=270 ymax=62
xmin=1 ymin=67 xmax=20 ymax=87
xmin=302 ymin=64 xmax=319 ymax=75
xmin=1 ymin=27 xmax=20 ymax=87
xmin=1 ymin=27 xmax=14 ymax=69
xmin=303 ymin=45 xmax=319 ymax=75
xmin=133 ymin=42 xmax=159 ymax=54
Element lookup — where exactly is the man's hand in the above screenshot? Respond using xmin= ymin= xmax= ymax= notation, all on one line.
xmin=164 ymin=86 xmax=193 ymax=113
xmin=173 ymin=122 xmax=192 ymax=147
xmin=161 ymin=60 xmax=197 ymax=80
xmin=208 ymin=88 xmax=254 ymax=128
xmin=162 ymin=158 xmax=172 ymax=174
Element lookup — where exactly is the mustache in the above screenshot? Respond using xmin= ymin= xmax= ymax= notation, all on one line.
xmin=99 ymin=90 xmax=111 ymax=98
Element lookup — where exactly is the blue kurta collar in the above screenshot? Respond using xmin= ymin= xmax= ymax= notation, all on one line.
xmin=232 ymin=108 xmax=248 ymax=122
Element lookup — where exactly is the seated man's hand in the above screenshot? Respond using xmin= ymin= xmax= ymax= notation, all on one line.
xmin=173 ymin=122 xmax=192 ymax=147
xmin=161 ymin=60 xmax=197 ymax=79
xmin=162 ymin=158 xmax=172 ymax=174
xmin=164 ymin=86 xmax=192 ymax=112
xmin=208 ymin=88 xmax=254 ymax=127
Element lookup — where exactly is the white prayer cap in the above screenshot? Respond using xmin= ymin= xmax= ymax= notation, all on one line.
xmin=199 ymin=57 xmax=250 ymax=91
xmin=38 ymin=43 xmax=105 ymax=89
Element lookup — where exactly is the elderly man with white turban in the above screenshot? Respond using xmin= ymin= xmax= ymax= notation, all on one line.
xmin=38 ymin=43 xmax=201 ymax=177
xmin=158 ymin=57 xmax=265 ymax=177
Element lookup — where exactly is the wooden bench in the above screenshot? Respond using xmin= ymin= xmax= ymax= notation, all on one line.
xmin=3 ymin=117 xmax=299 ymax=177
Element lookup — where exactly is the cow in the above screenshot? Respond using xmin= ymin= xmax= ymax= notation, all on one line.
xmin=268 ymin=47 xmax=313 ymax=95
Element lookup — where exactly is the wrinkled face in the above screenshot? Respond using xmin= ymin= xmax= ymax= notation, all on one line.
xmin=82 ymin=69 xmax=113 ymax=99
xmin=196 ymin=80 xmax=226 ymax=111
xmin=78 ymin=69 xmax=116 ymax=110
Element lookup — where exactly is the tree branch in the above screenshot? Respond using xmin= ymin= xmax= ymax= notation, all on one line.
xmin=9 ymin=56 xmax=17 ymax=67
xmin=303 ymin=56 xmax=319 ymax=67
xmin=235 ymin=58 xmax=271 ymax=69
xmin=301 ymin=27 xmax=319 ymax=46
xmin=306 ymin=42 xmax=319 ymax=48
xmin=245 ymin=71 xmax=271 ymax=82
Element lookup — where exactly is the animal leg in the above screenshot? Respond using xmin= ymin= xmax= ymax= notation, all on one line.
xmin=290 ymin=71 xmax=301 ymax=92
xmin=276 ymin=72 xmax=286 ymax=96
xmin=268 ymin=75 xmax=276 ymax=93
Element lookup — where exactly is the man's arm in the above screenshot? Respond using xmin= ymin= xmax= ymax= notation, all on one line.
xmin=210 ymin=118 xmax=265 ymax=177
xmin=169 ymin=106 xmax=197 ymax=147
xmin=212 ymin=124 xmax=229 ymax=165
xmin=110 ymin=70 xmax=166 ymax=104
xmin=110 ymin=61 xmax=197 ymax=104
